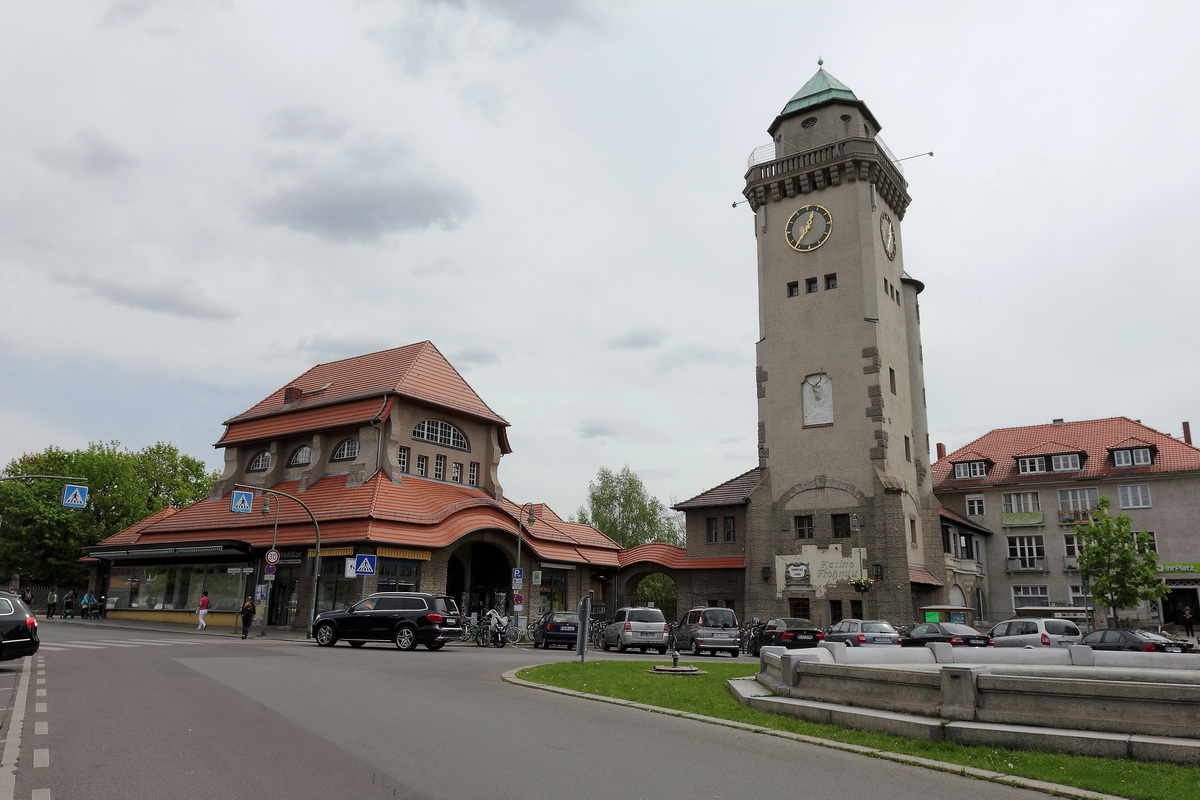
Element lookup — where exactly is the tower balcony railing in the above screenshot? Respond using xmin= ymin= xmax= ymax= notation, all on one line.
xmin=746 ymin=134 xmax=902 ymax=174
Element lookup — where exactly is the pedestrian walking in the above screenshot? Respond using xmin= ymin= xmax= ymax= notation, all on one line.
xmin=1183 ymin=605 xmax=1195 ymax=639
xmin=47 ymin=587 xmax=58 ymax=619
xmin=20 ymin=588 xmax=33 ymax=607
xmin=197 ymin=591 xmax=210 ymax=630
xmin=63 ymin=589 xmax=76 ymax=619
xmin=239 ymin=596 xmax=256 ymax=639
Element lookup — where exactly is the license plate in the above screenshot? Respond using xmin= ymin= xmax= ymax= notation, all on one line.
xmin=712 ymin=633 xmax=730 ymax=638
xmin=562 ymin=626 xmax=576 ymax=632
xmin=795 ymin=634 xmax=813 ymax=640
xmin=639 ymin=632 xmax=655 ymax=637
xmin=873 ymin=637 xmax=891 ymax=643
xmin=967 ymin=638 xmax=986 ymax=645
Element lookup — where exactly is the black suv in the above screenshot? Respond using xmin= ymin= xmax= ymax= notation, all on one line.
xmin=0 ymin=591 xmax=40 ymax=662
xmin=313 ymin=592 xmax=462 ymax=651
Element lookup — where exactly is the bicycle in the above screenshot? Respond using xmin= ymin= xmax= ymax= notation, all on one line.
xmin=460 ymin=618 xmax=480 ymax=642
xmin=588 ymin=617 xmax=606 ymax=649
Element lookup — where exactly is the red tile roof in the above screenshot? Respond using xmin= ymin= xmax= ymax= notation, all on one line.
xmin=216 ymin=341 xmax=509 ymax=447
xmin=674 ymin=468 xmax=763 ymax=509
xmin=932 ymin=417 xmax=1200 ymax=490
xmin=92 ymin=473 xmax=620 ymax=567
xmin=219 ymin=396 xmax=395 ymax=446
xmin=617 ymin=542 xmax=745 ymax=570
xmin=908 ymin=564 xmax=944 ymax=586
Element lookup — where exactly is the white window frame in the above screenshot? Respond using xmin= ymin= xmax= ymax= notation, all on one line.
xmin=434 ymin=454 xmax=446 ymax=480
xmin=1007 ymin=535 xmax=1045 ymax=570
xmin=451 ymin=462 xmax=462 ymax=483
xmin=1051 ymin=453 xmax=1080 ymax=471
xmin=288 ymin=446 xmax=312 ymax=467
xmin=966 ymin=494 xmax=985 ymax=516
xmin=416 ymin=455 xmax=428 ymax=477
xmin=1118 ymin=484 xmax=1151 ymax=509
xmin=468 ymin=462 xmax=479 ymax=486
xmin=1002 ymin=491 xmax=1040 ymax=513
xmin=1063 ymin=533 xmax=1079 ymax=557
xmin=1012 ymin=584 xmax=1049 ymax=609
xmin=412 ymin=419 xmax=469 ymax=451
xmin=954 ymin=461 xmax=987 ymax=479
xmin=1136 ymin=530 xmax=1158 ymax=554
xmin=1132 ymin=447 xmax=1152 ymax=466
xmin=248 ymin=451 xmax=271 ymax=472
xmin=1114 ymin=447 xmax=1153 ymax=468
xmin=397 ymin=446 xmax=409 ymax=473
xmin=1017 ymin=456 xmax=1046 ymax=475
xmin=331 ymin=439 xmax=359 ymax=461
xmin=1069 ymin=584 xmax=1088 ymax=607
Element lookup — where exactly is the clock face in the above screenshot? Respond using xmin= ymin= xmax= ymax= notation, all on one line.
xmin=785 ymin=204 xmax=833 ymax=252
xmin=879 ymin=213 xmax=897 ymax=260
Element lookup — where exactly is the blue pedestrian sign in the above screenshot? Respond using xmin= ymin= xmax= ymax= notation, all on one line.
xmin=354 ymin=554 xmax=377 ymax=575
xmin=230 ymin=490 xmax=254 ymax=514
xmin=61 ymin=484 xmax=88 ymax=509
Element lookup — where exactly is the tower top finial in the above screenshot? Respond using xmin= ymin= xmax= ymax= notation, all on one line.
xmin=817 ymin=57 xmax=824 ymax=68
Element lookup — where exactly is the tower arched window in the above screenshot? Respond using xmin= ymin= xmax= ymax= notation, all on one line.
xmin=288 ymin=446 xmax=313 ymax=467
xmin=331 ymin=438 xmax=360 ymax=461
xmin=248 ymin=451 xmax=271 ymax=472
xmin=412 ymin=419 xmax=468 ymax=451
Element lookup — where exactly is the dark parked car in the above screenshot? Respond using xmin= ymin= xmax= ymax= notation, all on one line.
xmin=0 ymin=591 xmax=40 ymax=661
xmin=749 ymin=617 xmax=825 ymax=656
xmin=533 ymin=610 xmax=580 ymax=649
xmin=824 ymin=619 xmax=902 ymax=647
xmin=900 ymin=622 xmax=992 ymax=647
xmin=1083 ymin=628 xmax=1187 ymax=653
xmin=313 ymin=592 xmax=462 ymax=651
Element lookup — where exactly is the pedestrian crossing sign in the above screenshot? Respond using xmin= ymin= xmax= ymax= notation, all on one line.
xmin=354 ymin=554 xmax=377 ymax=575
xmin=230 ymin=490 xmax=254 ymax=514
xmin=61 ymin=484 xmax=88 ymax=509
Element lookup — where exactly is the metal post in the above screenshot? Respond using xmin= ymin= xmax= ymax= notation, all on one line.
xmin=235 ymin=483 xmax=321 ymax=638
xmin=576 ymin=593 xmax=592 ymax=663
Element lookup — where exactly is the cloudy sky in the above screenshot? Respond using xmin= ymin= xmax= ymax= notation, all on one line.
xmin=2 ymin=1 xmax=1197 ymax=517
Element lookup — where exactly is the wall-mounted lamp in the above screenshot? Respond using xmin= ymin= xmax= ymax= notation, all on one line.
xmin=872 ymin=563 xmax=883 ymax=579
xmin=761 ymin=566 xmax=771 ymax=582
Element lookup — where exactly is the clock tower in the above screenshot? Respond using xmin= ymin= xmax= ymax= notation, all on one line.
xmin=742 ymin=63 xmax=944 ymax=623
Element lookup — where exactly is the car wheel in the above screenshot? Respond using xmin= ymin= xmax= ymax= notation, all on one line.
xmin=618 ymin=640 xmax=627 ymax=653
xmin=394 ymin=626 xmax=418 ymax=651
xmin=348 ymin=640 xmax=365 ymax=648
xmin=426 ymin=642 xmax=445 ymax=651
xmin=658 ymin=647 xmax=667 ymax=655
xmin=602 ymin=637 xmax=611 ymax=652
xmin=315 ymin=622 xmax=337 ymax=647
xmin=692 ymin=639 xmax=701 ymax=657
xmin=496 ymin=634 xmax=507 ymax=648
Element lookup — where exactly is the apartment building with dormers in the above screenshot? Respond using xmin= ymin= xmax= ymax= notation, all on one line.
xmin=932 ymin=417 xmax=1200 ymax=628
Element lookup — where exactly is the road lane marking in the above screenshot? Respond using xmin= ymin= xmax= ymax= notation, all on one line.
xmin=33 ymin=749 xmax=48 ymax=768
xmin=35 ymin=722 xmax=47 ymax=735
xmin=0 ymin=658 xmax=31 ymax=800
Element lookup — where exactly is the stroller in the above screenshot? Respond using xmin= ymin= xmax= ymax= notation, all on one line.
xmin=80 ymin=595 xmax=101 ymax=619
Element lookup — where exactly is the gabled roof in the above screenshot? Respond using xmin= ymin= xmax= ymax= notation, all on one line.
xmin=89 ymin=473 xmax=620 ymax=567
xmin=216 ymin=341 xmax=508 ymax=447
xmin=933 ymin=417 xmax=1200 ymax=490
xmin=939 ymin=507 xmax=993 ymax=536
xmin=673 ymin=467 xmax=763 ymax=510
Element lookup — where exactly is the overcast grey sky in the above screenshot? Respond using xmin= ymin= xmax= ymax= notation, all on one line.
xmin=2 ymin=1 xmax=1197 ymax=517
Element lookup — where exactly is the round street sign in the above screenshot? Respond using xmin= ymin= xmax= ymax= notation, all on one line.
xmin=264 ymin=564 xmax=277 ymax=575
xmin=265 ymin=549 xmax=281 ymax=565
xmin=514 ymin=594 xmax=524 ymax=605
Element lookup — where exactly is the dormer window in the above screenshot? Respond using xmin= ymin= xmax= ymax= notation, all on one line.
xmin=331 ymin=438 xmax=360 ymax=461
xmin=1114 ymin=448 xmax=1152 ymax=468
xmin=1017 ymin=456 xmax=1046 ymax=475
xmin=1051 ymin=453 xmax=1081 ymax=472
xmin=288 ymin=446 xmax=312 ymax=467
xmin=248 ymin=451 xmax=271 ymax=472
xmin=953 ymin=461 xmax=988 ymax=479
xmin=412 ymin=419 xmax=468 ymax=451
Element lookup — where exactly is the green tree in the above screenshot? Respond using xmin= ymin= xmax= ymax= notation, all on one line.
xmin=1074 ymin=495 xmax=1168 ymax=624
xmin=0 ymin=441 xmax=217 ymax=586
xmin=574 ymin=465 xmax=683 ymax=549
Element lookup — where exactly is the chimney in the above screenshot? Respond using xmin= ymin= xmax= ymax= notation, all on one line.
xmin=1052 ymin=418 xmax=1064 ymax=425
xmin=283 ymin=386 xmax=303 ymax=404
xmin=1184 ymin=421 xmax=1193 ymax=446
xmin=936 ymin=442 xmax=946 ymax=460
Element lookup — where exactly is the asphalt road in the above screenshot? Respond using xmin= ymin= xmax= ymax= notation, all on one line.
xmin=3 ymin=621 xmax=1063 ymax=800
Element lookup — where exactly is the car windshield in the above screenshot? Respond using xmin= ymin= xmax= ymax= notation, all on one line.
xmin=862 ymin=621 xmax=897 ymax=634
xmin=780 ymin=618 xmax=814 ymax=628
xmin=1044 ymin=620 xmax=1080 ymax=636
xmin=433 ymin=597 xmax=460 ymax=614
xmin=703 ymin=609 xmax=737 ymax=628
xmin=550 ymin=613 xmax=578 ymax=624
xmin=628 ymin=609 xmax=665 ymax=623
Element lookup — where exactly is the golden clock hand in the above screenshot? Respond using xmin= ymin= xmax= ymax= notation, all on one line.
xmin=800 ymin=210 xmax=815 ymax=238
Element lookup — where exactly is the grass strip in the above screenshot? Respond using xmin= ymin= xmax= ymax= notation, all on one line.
xmin=516 ymin=659 xmax=1199 ymax=800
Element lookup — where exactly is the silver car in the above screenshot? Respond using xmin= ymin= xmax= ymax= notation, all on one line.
xmin=601 ymin=607 xmax=669 ymax=654
xmin=987 ymin=618 xmax=1083 ymax=647
xmin=672 ymin=606 xmax=741 ymax=657
xmin=824 ymin=619 xmax=902 ymax=646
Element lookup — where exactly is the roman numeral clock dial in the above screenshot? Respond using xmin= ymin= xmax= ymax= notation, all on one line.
xmin=785 ymin=204 xmax=833 ymax=252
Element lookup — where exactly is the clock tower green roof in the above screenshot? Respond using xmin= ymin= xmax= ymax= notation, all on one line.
xmin=770 ymin=60 xmax=881 ymax=135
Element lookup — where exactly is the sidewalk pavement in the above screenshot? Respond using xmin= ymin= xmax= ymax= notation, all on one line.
xmin=37 ymin=615 xmax=314 ymax=642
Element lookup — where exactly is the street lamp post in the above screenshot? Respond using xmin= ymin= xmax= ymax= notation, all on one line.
xmin=235 ymin=484 xmax=321 ymax=638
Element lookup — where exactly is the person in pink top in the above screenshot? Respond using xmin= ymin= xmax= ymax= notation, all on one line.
xmin=197 ymin=591 xmax=211 ymax=629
